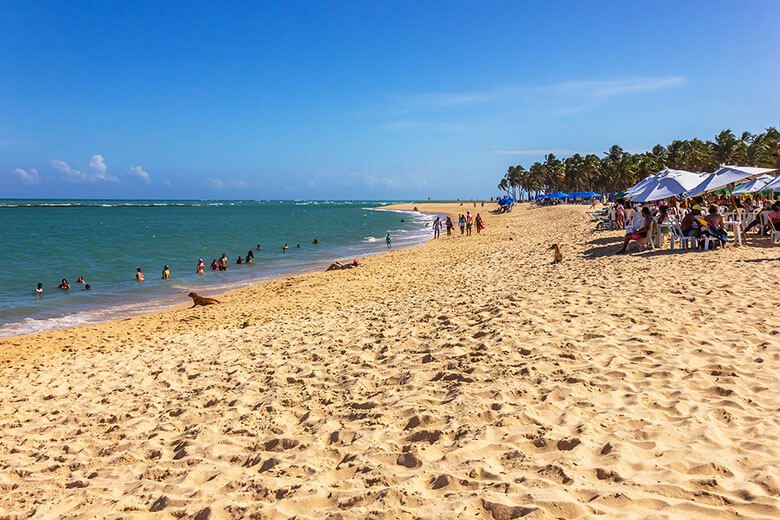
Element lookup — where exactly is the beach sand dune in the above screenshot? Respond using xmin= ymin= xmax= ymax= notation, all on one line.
xmin=1 ymin=202 xmax=779 ymax=519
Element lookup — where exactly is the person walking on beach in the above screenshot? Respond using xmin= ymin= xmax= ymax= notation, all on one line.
xmin=385 ymin=233 xmax=392 ymax=248
xmin=466 ymin=211 xmax=473 ymax=236
xmin=445 ymin=216 xmax=454 ymax=236
xmin=475 ymin=213 xmax=484 ymax=234
xmin=218 ymin=253 xmax=228 ymax=271
xmin=197 ymin=259 xmax=205 ymax=274
xmin=161 ymin=265 xmax=170 ymax=279
xmin=136 ymin=267 xmax=145 ymax=282
xmin=433 ymin=217 xmax=441 ymax=239
xmin=459 ymin=214 xmax=466 ymax=235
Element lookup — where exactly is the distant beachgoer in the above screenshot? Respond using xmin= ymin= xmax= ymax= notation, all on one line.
xmin=76 ymin=275 xmax=85 ymax=284
xmin=236 ymin=256 xmax=243 ymax=264
xmin=433 ymin=217 xmax=441 ymax=238
xmin=256 ymin=244 xmax=261 ymax=251
xmin=59 ymin=279 xmax=70 ymax=290
xmin=386 ymin=233 xmax=392 ymax=248
xmin=219 ymin=254 xmax=228 ymax=271
xmin=246 ymin=250 xmax=254 ymax=263
xmin=459 ymin=214 xmax=466 ymax=235
xmin=83 ymin=284 xmax=90 ymax=291
xmin=327 ymin=259 xmax=359 ymax=271
xmin=136 ymin=267 xmax=144 ymax=282
xmin=297 ymin=244 xmax=301 ymax=248
xmin=34 ymin=283 xmax=43 ymax=295
xmin=446 ymin=216 xmax=454 ymax=236
xmin=210 ymin=259 xmax=218 ymax=271
xmin=313 ymin=238 xmax=319 ymax=244
xmin=161 ymin=265 xmax=170 ymax=279
xmin=282 ymin=243 xmax=288 ymax=253
xmin=475 ymin=214 xmax=484 ymax=233
xmin=466 ymin=211 xmax=473 ymax=236
xmin=590 ymin=197 xmax=596 ymax=209
xmin=197 ymin=259 xmax=205 ymax=274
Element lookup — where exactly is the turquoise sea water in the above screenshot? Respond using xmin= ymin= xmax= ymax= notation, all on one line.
xmin=0 ymin=200 xmax=436 ymax=336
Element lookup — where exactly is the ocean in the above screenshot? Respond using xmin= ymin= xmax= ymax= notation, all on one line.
xmin=0 ymin=200 xmax=437 ymax=337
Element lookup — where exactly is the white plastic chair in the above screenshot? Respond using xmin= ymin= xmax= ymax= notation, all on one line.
xmin=769 ymin=219 xmax=780 ymax=244
xmin=669 ymin=220 xmax=696 ymax=250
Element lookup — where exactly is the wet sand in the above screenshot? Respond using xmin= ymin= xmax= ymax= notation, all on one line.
xmin=1 ymin=202 xmax=779 ymax=519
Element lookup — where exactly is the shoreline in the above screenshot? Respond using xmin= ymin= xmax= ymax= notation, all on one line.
xmin=0 ymin=206 xmax=443 ymax=339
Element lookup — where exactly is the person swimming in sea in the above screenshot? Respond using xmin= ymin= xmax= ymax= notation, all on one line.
xmin=136 ymin=267 xmax=144 ymax=282
xmin=161 ymin=265 xmax=170 ymax=279
xmin=197 ymin=259 xmax=205 ymax=274
xmin=82 ymin=284 xmax=90 ymax=291
xmin=34 ymin=283 xmax=43 ymax=295
xmin=236 ymin=256 xmax=243 ymax=264
xmin=313 ymin=238 xmax=319 ymax=244
xmin=210 ymin=259 xmax=218 ymax=271
xmin=59 ymin=279 xmax=70 ymax=290
xmin=256 ymin=244 xmax=261 ymax=251
xmin=246 ymin=250 xmax=254 ymax=263
xmin=282 ymin=243 xmax=288 ymax=253
xmin=76 ymin=275 xmax=85 ymax=284
xmin=218 ymin=254 xmax=228 ymax=271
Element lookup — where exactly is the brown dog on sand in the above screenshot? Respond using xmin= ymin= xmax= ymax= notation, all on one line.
xmin=188 ymin=292 xmax=220 ymax=307
xmin=550 ymin=244 xmax=563 ymax=264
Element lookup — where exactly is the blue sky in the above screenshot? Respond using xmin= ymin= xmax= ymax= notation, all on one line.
xmin=1 ymin=1 xmax=779 ymax=199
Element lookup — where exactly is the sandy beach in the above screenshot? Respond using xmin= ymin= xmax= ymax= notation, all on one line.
xmin=1 ymin=202 xmax=779 ymax=519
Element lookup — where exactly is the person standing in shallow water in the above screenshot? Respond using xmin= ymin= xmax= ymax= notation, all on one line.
xmin=135 ymin=267 xmax=144 ymax=282
xmin=385 ymin=233 xmax=392 ymax=248
xmin=161 ymin=265 xmax=170 ymax=279
xmin=433 ymin=217 xmax=441 ymax=239
xmin=218 ymin=253 xmax=228 ymax=271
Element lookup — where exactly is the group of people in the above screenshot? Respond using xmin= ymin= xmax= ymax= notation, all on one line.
xmin=36 ymin=276 xmax=90 ymax=295
xmin=432 ymin=212 xmax=484 ymax=238
xmin=610 ymin=194 xmax=780 ymax=254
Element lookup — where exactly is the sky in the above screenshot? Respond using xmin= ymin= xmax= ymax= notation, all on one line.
xmin=1 ymin=1 xmax=779 ymax=200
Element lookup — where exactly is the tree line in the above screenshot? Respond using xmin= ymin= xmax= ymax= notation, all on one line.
xmin=498 ymin=128 xmax=780 ymax=198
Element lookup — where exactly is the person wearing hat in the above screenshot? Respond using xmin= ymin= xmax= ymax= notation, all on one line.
xmin=680 ymin=205 xmax=702 ymax=238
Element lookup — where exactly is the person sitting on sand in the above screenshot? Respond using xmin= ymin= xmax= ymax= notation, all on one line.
xmin=616 ymin=207 xmax=653 ymax=254
xmin=136 ymin=267 xmax=144 ymax=282
xmin=34 ymin=283 xmax=43 ymax=295
xmin=246 ymin=250 xmax=254 ymax=263
xmin=197 ymin=259 xmax=205 ymax=274
xmin=161 ymin=265 xmax=170 ymax=279
xmin=76 ymin=275 xmax=85 ymax=284
xmin=59 ymin=279 xmax=70 ymax=290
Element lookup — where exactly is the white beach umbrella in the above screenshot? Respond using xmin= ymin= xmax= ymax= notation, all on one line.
xmin=731 ymin=174 xmax=775 ymax=195
xmin=686 ymin=165 xmax=778 ymax=198
xmin=761 ymin=174 xmax=780 ymax=192
xmin=629 ymin=168 xmax=705 ymax=202
xmin=624 ymin=173 xmax=657 ymax=197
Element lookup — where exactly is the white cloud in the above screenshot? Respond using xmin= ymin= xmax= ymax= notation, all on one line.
xmin=163 ymin=179 xmax=173 ymax=187
xmin=89 ymin=154 xmax=116 ymax=181
xmin=208 ymin=178 xmax=248 ymax=189
xmin=130 ymin=165 xmax=151 ymax=184
xmin=13 ymin=167 xmax=38 ymax=184
xmin=51 ymin=159 xmax=86 ymax=180
xmin=493 ymin=148 xmax=578 ymax=156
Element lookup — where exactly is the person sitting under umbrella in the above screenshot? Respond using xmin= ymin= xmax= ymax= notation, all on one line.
xmin=616 ymin=207 xmax=653 ymax=254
